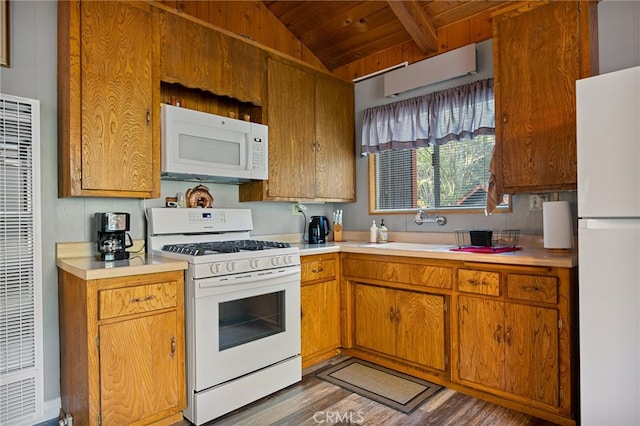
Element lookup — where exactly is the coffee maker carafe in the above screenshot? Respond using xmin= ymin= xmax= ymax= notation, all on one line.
xmin=308 ymin=216 xmax=330 ymax=244
xmin=96 ymin=212 xmax=133 ymax=261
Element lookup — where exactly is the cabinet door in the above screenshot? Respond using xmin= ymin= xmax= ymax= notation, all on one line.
xmin=99 ymin=311 xmax=181 ymax=425
xmin=159 ymin=10 xmax=264 ymax=105
xmin=495 ymin=2 xmax=584 ymax=193
xmin=504 ymin=303 xmax=559 ymax=406
xmin=314 ymin=74 xmax=355 ymax=201
xmin=80 ymin=1 xmax=156 ymax=195
xmin=301 ymin=279 xmax=341 ymax=360
xmin=354 ymin=285 xmax=396 ymax=356
xmin=266 ymin=58 xmax=315 ymax=198
xmin=396 ymin=291 xmax=446 ymax=370
xmin=457 ymin=296 xmax=504 ymax=389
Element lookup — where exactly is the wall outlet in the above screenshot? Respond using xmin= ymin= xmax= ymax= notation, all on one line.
xmin=529 ymin=193 xmax=549 ymax=211
xmin=291 ymin=203 xmax=300 ymax=216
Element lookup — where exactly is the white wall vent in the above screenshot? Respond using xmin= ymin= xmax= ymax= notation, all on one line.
xmin=0 ymin=94 xmax=43 ymax=425
xmin=384 ymin=43 xmax=477 ymax=97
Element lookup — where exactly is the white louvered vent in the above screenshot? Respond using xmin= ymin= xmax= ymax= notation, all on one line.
xmin=0 ymin=94 xmax=43 ymax=424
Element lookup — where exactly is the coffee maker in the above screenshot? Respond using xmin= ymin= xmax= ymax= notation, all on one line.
xmin=96 ymin=212 xmax=133 ymax=261
xmin=308 ymin=216 xmax=330 ymax=244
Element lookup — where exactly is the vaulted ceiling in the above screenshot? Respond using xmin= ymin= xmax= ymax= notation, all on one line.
xmin=262 ymin=1 xmax=512 ymax=71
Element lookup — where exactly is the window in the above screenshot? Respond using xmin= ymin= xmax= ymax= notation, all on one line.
xmin=371 ymin=135 xmax=508 ymax=212
xmin=362 ymin=78 xmax=508 ymax=213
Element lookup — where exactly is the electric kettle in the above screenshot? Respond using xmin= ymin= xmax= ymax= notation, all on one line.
xmin=309 ymin=216 xmax=330 ymax=244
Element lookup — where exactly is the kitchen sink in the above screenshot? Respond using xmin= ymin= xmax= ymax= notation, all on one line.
xmin=358 ymin=242 xmax=452 ymax=251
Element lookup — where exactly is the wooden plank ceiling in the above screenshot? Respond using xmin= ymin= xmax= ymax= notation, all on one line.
xmin=262 ymin=1 xmax=512 ymax=71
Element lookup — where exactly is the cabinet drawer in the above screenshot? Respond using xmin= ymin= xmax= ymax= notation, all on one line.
xmin=301 ymin=258 xmax=336 ymax=283
xmin=343 ymin=259 xmax=452 ymax=289
xmin=99 ymin=282 xmax=177 ymax=320
xmin=458 ymin=269 xmax=500 ymax=296
xmin=506 ymin=274 xmax=557 ymax=304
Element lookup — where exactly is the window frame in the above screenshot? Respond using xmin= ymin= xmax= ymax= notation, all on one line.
xmin=367 ymin=151 xmax=511 ymax=215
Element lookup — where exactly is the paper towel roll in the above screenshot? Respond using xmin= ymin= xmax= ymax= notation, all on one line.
xmin=543 ymin=200 xmax=574 ymax=249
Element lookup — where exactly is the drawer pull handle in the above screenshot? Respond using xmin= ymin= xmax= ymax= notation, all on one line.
xmin=131 ymin=295 xmax=155 ymax=303
xmin=468 ymin=279 xmax=488 ymax=286
xmin=494 ymin=324 xmax=503 ymax=344
xmin=395 ymin=307 xmax=401 ymax=323
xmin=311 ymin=266 xmax=324 ymax=273
xmin=505 ymin=326 xmax=512 ymax=346
xmin=522 ymin=286 xmax=540 ymax=292
xmin=170 ymin=336 xmax=176 ymax=358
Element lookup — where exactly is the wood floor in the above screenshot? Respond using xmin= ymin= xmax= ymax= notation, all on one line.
xmin=174 ymin=355 xmax=559 ymax=426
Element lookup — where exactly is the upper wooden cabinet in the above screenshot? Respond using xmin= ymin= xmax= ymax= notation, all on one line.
xmin=58 ymin=1 xmax=160 ymax=198
xmin=239 ymin=56 xmax=356 ymax=202
xmin=493 ymin=1 xmax=598 ymax=193
xmin=157 ymin=8 xmax=265 ymax=106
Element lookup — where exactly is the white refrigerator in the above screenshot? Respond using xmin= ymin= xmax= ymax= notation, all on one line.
xmin=577 ymin=65 xmax=640 ymax=426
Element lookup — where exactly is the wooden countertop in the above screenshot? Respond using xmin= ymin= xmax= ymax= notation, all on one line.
xmin=295 ymin=241 xmax=577 ymax=268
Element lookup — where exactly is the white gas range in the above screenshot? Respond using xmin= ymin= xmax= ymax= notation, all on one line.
xmin=147 ymin=208 xmax=301 ymax=425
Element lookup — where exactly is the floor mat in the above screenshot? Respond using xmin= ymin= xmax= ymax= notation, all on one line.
xmin=315 ymin=358 xmax=443 ymax=414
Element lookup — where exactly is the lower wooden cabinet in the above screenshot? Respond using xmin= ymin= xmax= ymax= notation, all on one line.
xmin=457 ymin=296 xmax=559 ymax=406
xmin=58 ymin=269 xmax=186 ymax=426
xmin=300 ymin=254 xmax=341 ymax=368
xmin=340 ymin=253 xmax=577 ymax=425
xmin=354 ymin=284 xmax=446 ymax=371
xmin=452 ymin=265 xmax=576 ymax=423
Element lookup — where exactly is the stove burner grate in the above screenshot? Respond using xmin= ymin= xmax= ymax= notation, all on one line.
xmin=162 ymin=240 xmax=291 ymax=256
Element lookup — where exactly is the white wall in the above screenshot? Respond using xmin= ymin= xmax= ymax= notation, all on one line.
xmin=0 ymin=0 xmax=638 ymax=422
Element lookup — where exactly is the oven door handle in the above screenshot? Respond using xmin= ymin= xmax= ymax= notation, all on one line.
xmin=197 ymin=266 xmax=301 ymax=289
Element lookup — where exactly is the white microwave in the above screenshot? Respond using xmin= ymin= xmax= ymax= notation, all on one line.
xmin=161 ymin=104 xmax=268 ymax=183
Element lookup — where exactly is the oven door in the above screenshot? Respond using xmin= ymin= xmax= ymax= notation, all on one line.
xmin=193 ymin=266 xmax=301 ymax=392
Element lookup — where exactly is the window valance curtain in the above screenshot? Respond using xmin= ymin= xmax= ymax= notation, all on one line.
xmin=361 ymin=78 xmax=495 ymax=156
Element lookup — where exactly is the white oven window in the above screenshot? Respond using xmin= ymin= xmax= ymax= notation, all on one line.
xmin=218 ymin=290 xmax=285 ymax=351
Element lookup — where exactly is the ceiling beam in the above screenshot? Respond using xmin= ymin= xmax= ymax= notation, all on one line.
xmin=386 ymin=1 xmax=438 ymax=54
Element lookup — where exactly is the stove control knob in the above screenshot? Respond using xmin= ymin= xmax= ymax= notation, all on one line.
xmin=249 ymin=258 xmax=260 ymax=269
xmin=225 ymin=261 xmax=237 ymax=273
xmin=271 ymin=256 xmax=282 ymax=266
xmin=283 ymin=255 xmax=293 ymax=265
xmin=210 ymin=263 xmax=222 ymax=275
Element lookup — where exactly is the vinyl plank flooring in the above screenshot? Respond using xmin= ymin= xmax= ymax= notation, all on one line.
xmin=174 ymin=356 xmax=559 ymax=426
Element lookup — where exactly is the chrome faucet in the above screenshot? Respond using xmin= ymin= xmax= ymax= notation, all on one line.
xmin=412 ymin=210 xmax=447 ymax=226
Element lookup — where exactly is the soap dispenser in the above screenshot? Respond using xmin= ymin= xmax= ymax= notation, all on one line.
xmin=377 ymin=220 xmax=388 ymax=243
xmin=369 ymin=220 xmax=378 ymax=243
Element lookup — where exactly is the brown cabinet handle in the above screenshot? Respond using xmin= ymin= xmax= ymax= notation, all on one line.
xmin=505 ymin=326 xmax=512 ymax=346
xmin=389 ymin=307 xmax=395 ymax=322
xmin=494 ymin=324 xmax=503 ymax=344
xmin=316 ymin=143 xmax=321 ymax=152
xmin=130 ymin=295 xmax=155 ymax=303
xmin=146 ymin=110 xmax=151 ymax=124
xmin=170 ymin=336 xmax=176 ymax=358
xmin=502 ymin=112 xmax=508 ymax=124
xmin=311 ymin=266 xmax=324 ymax=273
xmin=468 ymin=279 xmax=487 ymax=286
xmin=522 ymin=286 xmax=540 ymax=292
xmin=395 ymin=307 xmax=401 ymax=323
